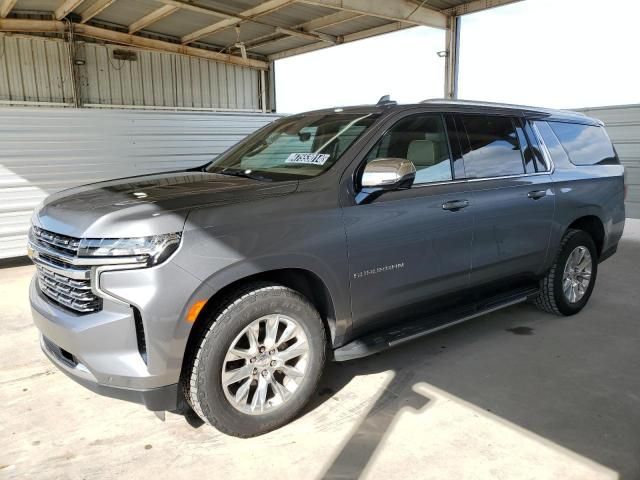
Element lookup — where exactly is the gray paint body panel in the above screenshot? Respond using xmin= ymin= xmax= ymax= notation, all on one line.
xmin=578 ymin=104 xmax=640 ymax=218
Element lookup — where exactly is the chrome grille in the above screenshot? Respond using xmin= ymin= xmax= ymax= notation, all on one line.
xmin=29 ymin=227 xmax=102 ymax=314
xmin=31 ymin=226 xmax=80 ymax=256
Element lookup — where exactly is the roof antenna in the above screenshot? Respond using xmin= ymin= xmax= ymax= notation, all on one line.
xmin=376 ymin=95 xmax=397 ymax=105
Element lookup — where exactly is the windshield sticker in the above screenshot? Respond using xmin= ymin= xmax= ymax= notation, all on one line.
xmin=285 ymin=153 xmax=330 ymax=165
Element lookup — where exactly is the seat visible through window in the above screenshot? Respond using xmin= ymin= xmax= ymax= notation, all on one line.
xmin=365 ymin=114 xmax=453 ymax=185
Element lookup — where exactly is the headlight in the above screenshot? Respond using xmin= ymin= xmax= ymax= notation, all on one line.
xmin=78 ymin=233 xmax=181 ymax=266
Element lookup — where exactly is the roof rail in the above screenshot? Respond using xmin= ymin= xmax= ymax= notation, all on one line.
xmin=419 ymin=98 xmax=587 ymax=116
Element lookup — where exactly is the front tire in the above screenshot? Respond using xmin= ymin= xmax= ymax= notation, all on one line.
xmin=183 ymin=283 xmax=326 ymax=437
xmin=534 ymin=229 xmax=598 ymax=316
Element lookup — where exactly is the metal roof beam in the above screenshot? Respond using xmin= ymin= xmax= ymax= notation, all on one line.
xmin=443 ymin=0 xmax=523 ymax=16
xmin=275 ymin=26 xmax=336 ymax=44
xmin=0 ymin=18 xmax=268 ymax=69
xmin=0 ymin=0 xmax=17 ymax=18
xmin=55 ymin=0 xmax=86 ymax=20
xmin=297 ymin=0 xmax=447 ymax=29
xmin=79 ymin=0 xmax=117 ymax=23
xmin=128 ymin=4 xmax=179 ymax=34
xmin=299 ymin=10 xmax=362 ymax=31
xmin=268 ymin=20 xmax=412 ymax=60
xmin=181 ymin=0 xmax=296 ymax=45
xmin=153 ymin=0 xmax=236 ymax=19
xmin=244 ymin=11 xmax=360 ymax=51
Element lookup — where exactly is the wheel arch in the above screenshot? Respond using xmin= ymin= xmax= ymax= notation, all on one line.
xmin=567 ymin=215 xmax=605 ymax=257
xmin=181 ymin=268 xmax=340 ymax=373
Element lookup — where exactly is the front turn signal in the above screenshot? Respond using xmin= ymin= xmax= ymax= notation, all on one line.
xmin=186 ymin=300 xmax=207 ymax=323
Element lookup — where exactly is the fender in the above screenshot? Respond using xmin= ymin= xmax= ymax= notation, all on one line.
xmin=176 ymin=252 xmax=352 ymax=348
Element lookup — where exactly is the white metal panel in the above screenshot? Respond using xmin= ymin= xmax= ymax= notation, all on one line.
xmin=580 ymin=104 xmax=640 ymax=219
xmin=1 ymin=35 xmax=262 ymax=110
xmin=0 ymin=107 xmax=279 ymax=258
xmin=0 ymin=35 xmax=74 ymax=104
xmin=78 ymin=42 xmax=261 ymax=110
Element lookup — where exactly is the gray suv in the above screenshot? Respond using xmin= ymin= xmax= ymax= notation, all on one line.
xmin=28 ymin=99 xmax=626 ymax=437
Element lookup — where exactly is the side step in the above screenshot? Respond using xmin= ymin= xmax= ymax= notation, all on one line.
xmin=334 ymin=287 xmax=539 ymax=361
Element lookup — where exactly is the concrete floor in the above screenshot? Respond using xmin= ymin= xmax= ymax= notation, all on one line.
xmin=1 ymin=220 xmax=639 ymax=480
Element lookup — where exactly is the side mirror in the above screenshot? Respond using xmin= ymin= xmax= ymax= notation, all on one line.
xmin=361 ymin=158 xmax=416 ymax=190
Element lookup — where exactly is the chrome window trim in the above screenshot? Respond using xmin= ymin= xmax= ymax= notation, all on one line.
xmin=410 ymin=171 xmax=552 ymax=189
xmin=530 ymin=121 xmax=556 ymax=174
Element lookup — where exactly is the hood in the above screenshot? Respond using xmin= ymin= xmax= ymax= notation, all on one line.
xmin=34 ymin=171 xmax=298 ymax=238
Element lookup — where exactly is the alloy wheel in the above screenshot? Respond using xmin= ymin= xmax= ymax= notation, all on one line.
xmin=221 ymin=314 xmax=309 ymax=415
xmin=562 ymin=246 xmax=592 ymax=303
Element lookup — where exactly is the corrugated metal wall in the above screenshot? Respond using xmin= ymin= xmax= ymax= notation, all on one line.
xmin=79 ymin=42 xmax=261 ymax=111
xmin=0 ymin=35 xmax=74 ymax=106
xmin=579 ymin=104 xmax=640 ymax=219
xmin=0 ymin=35 xmax=262 ymax=111
xmin=0 ymin=107 xmax=279 ymax=259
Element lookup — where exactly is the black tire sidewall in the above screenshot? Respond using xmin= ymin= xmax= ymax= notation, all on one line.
xmin=552 ymin=231 xmax=598 ymax=315
xmin=193 ymin=286 xmax=326 ymax=437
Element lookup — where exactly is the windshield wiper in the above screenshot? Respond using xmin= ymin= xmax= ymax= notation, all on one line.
xmin=217 ymin=168 xmax=271 ymax=181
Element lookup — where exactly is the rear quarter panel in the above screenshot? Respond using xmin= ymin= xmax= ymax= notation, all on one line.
xmin=549 ymin=162 xmax=625 ymax=265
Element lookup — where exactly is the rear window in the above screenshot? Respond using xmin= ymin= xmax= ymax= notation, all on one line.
xmin=459 ymin=115 xmax=525 ymax=178
xmin=548 ymin=122 xmax=618 ymax=166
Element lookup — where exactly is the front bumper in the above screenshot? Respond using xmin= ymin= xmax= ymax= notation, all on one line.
xmin=29 ymin=257 xmax=209 ymax=410
xmin=40 ymin=334 xmax=179 ymax=411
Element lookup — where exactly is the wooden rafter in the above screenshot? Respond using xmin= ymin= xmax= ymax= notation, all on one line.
xmin=153 ymin=0 xmax=236 ymax=19
xmin=297 ymin=0 xmax=447 ymax=29
xmin=0 ymin=0 xmax=17 ymax=18
xmin=79 ymin=0 xmax=117 ymax=23
xmin=0 ymin=18 xmax=268 ymax=69
xmin=128 ymin=4 xmax=179 ymax=34
xmin=268 ymin=21 xmax=412 ymax=61
xmin=181 ymin=0 xmax=296 ymax=45
xmin=275 ymin=26 xmax=336 ymax=44
xmin=244 ymin=11 xmax=361 ymax=51
xmin=55 ymin=0 xmax=87 ymax=20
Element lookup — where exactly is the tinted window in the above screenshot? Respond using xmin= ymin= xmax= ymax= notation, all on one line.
xmin=366 ymin=114 xmax=453 ymax=184
xmin=514 ymin=118 xmax=548 ymax=173
xmin=206 ymin=113 xmax=379 ymax=180
xmin=523 ymin=120 xmax=549 ymax=172
xmin=533 ymin=121 xmax=570 ymax=165
xmin=548 ymin=121 xmax=618 ymax=165
xmin=459 ymin=115 xmax=525 ymax=178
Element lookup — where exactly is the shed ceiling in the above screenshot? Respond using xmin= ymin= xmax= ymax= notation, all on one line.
xmin=0 ymin=0 xmax=522 ymax=69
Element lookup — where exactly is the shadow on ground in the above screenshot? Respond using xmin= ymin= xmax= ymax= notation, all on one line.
xmin=292 ymin=235 xmax=640 ymax=479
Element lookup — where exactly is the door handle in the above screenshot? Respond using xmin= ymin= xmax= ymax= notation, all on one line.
xmin=528 ymin=190 xmax=547 ymax=200
xmin=442 ymin=199 xmax=469 ymax=211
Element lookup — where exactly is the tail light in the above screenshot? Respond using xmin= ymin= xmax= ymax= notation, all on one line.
xmin=624 ymin=170 xmax=628 ymax=200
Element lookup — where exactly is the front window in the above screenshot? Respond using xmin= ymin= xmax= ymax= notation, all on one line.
xmin=206 ymin=113 xmax=379 ymax=180
xmin=364 ymin=114 xmax=453 ymax=185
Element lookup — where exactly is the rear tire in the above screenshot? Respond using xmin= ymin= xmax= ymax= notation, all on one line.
xmin=183 ymin=283 xmax=326 ymax=437
xmin=534 ymin=229 xmax=598 ymax=316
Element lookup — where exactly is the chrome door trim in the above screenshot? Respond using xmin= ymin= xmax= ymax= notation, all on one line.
xmin=530 ymin=121 xmax=556 ymax=173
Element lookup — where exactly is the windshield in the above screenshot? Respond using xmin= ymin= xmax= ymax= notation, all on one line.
xmin=205 ymin=112 xmax=379 ymax=180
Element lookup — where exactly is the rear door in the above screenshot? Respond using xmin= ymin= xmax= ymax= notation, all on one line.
xmin=455 ymin=113 xmax=556 ymax=287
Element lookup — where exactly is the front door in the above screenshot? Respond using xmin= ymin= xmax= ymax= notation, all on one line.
xmin=341 ymin=112 xmax=474 ymax=337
